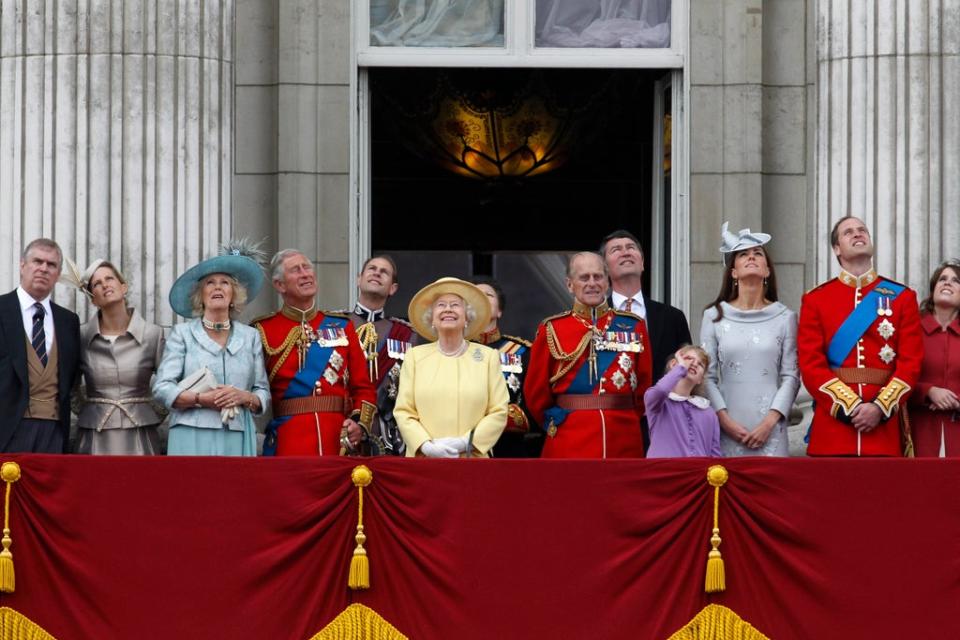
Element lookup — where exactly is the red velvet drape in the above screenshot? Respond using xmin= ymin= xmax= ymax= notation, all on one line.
xmin=0 ymin=456 xmax=957 ymax=639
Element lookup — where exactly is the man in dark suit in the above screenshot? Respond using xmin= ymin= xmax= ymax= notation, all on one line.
xmin=0 ymin=238 xmax=81 ymax=453
xmin=600 ymin=230 xmax=692 ymax=380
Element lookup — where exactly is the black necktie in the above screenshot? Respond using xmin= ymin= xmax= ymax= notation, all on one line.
xmin=31 ymin=302 xmax=48 ymax=367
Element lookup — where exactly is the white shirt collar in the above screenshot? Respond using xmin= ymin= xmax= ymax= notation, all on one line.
xmin=610 ymin=290 xmax=646 ymax=319
xmin=16 ymin=286 xmax=52 ymax=314
xmin=668 ymin=392 xmax=711 ymax=409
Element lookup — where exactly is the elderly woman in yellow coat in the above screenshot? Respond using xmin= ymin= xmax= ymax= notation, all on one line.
xmin=394 ymin=277 xmax=509 ymax=457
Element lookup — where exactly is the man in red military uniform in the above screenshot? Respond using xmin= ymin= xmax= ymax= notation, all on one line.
xmin=253 ymin=249 xmax=376 ymax=456
xmin=798 ymin=216 xmax=923 ymax=456
xmin=524 ymin=252 xmax=653 ymax=458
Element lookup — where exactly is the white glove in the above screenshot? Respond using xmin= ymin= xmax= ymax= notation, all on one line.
xmin=419 ymin=439 xmax=460 ymax=458
xmin=433 ymin=436 xmax=469 ymax=454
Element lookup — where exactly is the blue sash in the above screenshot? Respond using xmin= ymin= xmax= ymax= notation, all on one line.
xmin=826 ymin=280 xmax=905 ymax=368
xmin=566 ymin=314 xmax=635 ymax=394
xmin=263 ymin=315 xmax=349 ymax=455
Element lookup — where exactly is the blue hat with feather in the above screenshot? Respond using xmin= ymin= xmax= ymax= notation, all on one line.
xmin=168 ymin=239 xmax=267 ymax=318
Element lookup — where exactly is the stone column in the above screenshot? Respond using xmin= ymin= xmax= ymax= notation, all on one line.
xmin=816 ymin=0 xmax=960 ymax=289
xmin=688 ymin=0 xmax=814 ymax=337
xmin=0 ymin=0 xmax=233 ymax=326
xmin=275 ymin=0 xmax=351 ymax=310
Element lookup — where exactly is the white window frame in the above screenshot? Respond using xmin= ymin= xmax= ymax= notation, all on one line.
xmin=356 ymin=0 xmax=685 ymax=68
xmin=349 ymin=2 xmax=689 ymax=313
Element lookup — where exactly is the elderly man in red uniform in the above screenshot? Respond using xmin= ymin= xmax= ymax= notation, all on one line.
xmin=524 ymin=252 xmax=652 ymax=458
xmin=253 ymin=249 xmax=376 ymax=456
xmin=798 ymin=216 xmax=923 ymax=456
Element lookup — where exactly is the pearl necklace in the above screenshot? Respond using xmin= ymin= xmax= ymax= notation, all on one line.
xmin=437 ymin=340 xmax=467 ymax=357
xmin=202 ymin=317 xmax=231 ymax=332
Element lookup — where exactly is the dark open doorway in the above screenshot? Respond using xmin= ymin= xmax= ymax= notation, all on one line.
xmin=369 ymin=67 xmax=665 ymax=338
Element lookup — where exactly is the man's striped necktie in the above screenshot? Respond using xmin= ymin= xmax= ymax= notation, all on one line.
xmin=31 ymin=302 xmax=48 ymax=367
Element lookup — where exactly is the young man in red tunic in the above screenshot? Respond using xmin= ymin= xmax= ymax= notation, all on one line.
xmin=798 ymin=216 xmax=923 ymax=456
xmin=524 ymin=252 xmax=652 ymax=458
xmin=253 ymin=250 xmax=376 ymax=456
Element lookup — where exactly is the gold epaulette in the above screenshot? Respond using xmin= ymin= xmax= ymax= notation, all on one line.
xmin=874 ymin=377 xmax=911 ymax=418
xmin=323 ymin=310 xmax=351 ymax=320
xmin=502 ymin=333 xmax=532 ymax=347
xmin=540 ymin=310 xmax=571 ymax=326
xmin=389 ymin=317 xmax=414 ymax=328
xmin=250 ymin=310 xmax=280 ymax=326
xmin=878 ymin=276 xmax=908 ymax=288
xmin=804 ymin=279 xmax=835 ymax=296
xmin=819 ymin=377 xmax=862 ymax=417
xmin=613 ymin=309 xmax=642 ymax=321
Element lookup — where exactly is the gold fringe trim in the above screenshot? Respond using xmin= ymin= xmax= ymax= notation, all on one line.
xmin=666 ymin=604 xmax=770 ymax=640
xmin=704 ymin=465 xmax=728 ymax=594
xmin=349 ymin=466 xmax=373 ymax=590
xmin=309 ymin=604 xmax=408 ymax=640
xmin=0 ymin=607 xmax=58 ymax=640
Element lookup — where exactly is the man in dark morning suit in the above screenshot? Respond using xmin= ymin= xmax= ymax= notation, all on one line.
xmin=0 ymin=238 xmax=81 ymax=453
xmin=601 ymin=230 xmax=692 ymax=380
xmin=601 ymin=230 xmax=691 ymax=455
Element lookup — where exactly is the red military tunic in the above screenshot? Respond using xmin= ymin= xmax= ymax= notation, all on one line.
xmin=254 ymin=305 xmax=376 ymax=456
xmin=798 ymin=269 xmax=923 ymax=456
xmin=524 ymin=302 xmax=653 ymax=458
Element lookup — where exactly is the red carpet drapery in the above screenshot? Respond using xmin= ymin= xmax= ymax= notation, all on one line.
xmin=0 ymin=456 xmax=955 ymax=639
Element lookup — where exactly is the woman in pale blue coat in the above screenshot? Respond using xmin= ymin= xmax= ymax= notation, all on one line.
xmin=153 ymin=248 xmax=270 ymax=456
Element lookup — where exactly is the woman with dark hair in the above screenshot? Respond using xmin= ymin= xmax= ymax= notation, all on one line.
xmin=911 ymin=261 xmax=960 ymax=456
xmin=62 ymin=259 xmax=166 ymax=454
xmin=699 ymin=222 xmax=800 ymax=456
xmin=471 ymin=277 xmax=542 ymax=457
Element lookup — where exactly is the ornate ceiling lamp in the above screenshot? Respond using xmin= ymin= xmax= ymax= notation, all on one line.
xmin=374 ymin=70 xmax=613 ymax=181
xmin=432 ymin=89 xmax=569 ymax=179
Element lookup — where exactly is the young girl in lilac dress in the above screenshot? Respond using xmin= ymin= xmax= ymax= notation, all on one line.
xmin=645 ymin=346 xmax=722 ymax=458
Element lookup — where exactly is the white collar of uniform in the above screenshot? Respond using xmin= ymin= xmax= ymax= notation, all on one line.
xmin=610 ymin=289 xmax=646 ymax=318
xmin=668 ymin=392 xmax=711 ymax=409
xmin=16 ymin=286 xmax=52 ymax=316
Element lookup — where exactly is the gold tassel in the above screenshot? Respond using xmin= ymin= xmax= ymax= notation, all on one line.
xmin=356 ymin=322 xmax=379 ymax=383
xmin=349 ymin=465 xmax=373 ymax=590
xmin=0 ymin=462 xmax=22 ymax=594
xmin=704 ymin=464 xmax=728 ymax=594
